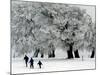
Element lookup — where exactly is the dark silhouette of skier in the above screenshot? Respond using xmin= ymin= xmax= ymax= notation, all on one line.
xmin=24 ymin=55 xmax=29 ymax=67
xmin=29 ymin=57 xmax=34 ymax=68
xmin=37 ymin=60 xmax=43 ymax=69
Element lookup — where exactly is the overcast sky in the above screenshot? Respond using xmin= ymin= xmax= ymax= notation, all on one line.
xmin=70 ymin=5 xmax=95 ymax=23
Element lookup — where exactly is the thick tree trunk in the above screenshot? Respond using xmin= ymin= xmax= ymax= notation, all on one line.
xmin=74 ymin=49 xmax=80 ymax=58
xmin=91 ymin=50 xmax=95 ymax=58
xmin=52 ymin=50 xmax=55 ymax=57
xmin=41 ymin=53 xmax=44 ymax=58
xmin=40 ymin=51 xmax=44 ymax=58
xmin=67 ymin=44 xmax=74 ymax=59
xmin=33 ymin=49 xmax=39 ymax=57
xmin=48 ymin=50 xmax=51 ymax=58
xmin=67 ymin=50 xmax=73 ymax=59
xmin=48 ymin=50 xmax=55 ymax=58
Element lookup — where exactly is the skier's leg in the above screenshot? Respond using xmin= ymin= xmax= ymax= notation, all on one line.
xmin=26 ymin=62 xmax=28 ymax=67
xmin=33 ymin=64 xmax=34 ymax=68
xmin=40 ymin=65 xmax=41 ymax=69
xmin=32 ymin=64 xmax=33 ymax=68
xmin=25 ymin=61 xmax=27 ymax=67
xmin=30 ymin=64 xmax=31 ymax=68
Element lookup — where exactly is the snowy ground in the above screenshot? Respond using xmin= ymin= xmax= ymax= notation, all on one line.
xmin=12 ymin=58 xmax=95 ymax=74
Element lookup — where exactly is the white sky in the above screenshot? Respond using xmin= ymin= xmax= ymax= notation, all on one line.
xmin=70 ymin=5 xmax=96 ymax=23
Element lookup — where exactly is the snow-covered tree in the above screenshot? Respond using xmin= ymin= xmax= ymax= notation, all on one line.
xmin=11 ymin=1 xmax=95 ymax=58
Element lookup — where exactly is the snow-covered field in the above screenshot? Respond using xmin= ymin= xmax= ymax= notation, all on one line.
xmin=12 ymin=58 xmax=95 ymax=74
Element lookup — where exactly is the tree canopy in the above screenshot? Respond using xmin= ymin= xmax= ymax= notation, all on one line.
xmin=11 ymin=1 xmax=96 ymax=57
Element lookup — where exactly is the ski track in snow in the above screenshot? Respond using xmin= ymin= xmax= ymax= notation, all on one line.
xmin=12 ymin=58 xmax=95 ymax=74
